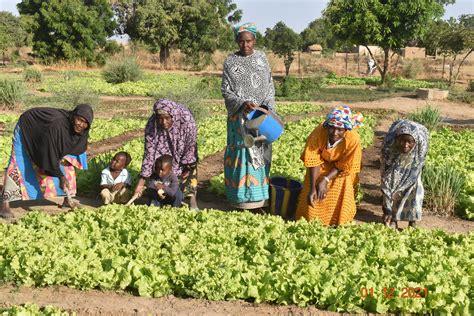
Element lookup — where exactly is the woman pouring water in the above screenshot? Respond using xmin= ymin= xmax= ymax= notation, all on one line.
xmin=221 ymin=22 xmax=276 ymax=210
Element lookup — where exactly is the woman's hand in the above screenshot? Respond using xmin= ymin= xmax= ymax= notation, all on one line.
xmin=155 ymin=182 xmax=164 ymax=190
xmin=307 ymin=188 xmax=317 ymax=207
xmin=392 ymin=191 xmax=401 ymax=202
xmin=317 ymin=179 xmax=329 ymax=200
xmin=181 ymin=170 xmax=190 ymax=180
xmin=133 ymin=178 xmax=146 ymax=197
xmin=243 ymin=101 xmax=258 ymax=115
xmin=59 ymin=176 xmax=70 ymax=192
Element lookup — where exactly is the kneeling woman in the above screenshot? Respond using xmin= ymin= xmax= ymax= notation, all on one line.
xmin=1 ymin=104 xmax=93 ymax=218
xmin=134 ymin=99 xmax=198 ymax=209
xmin=381 ymin=120 xmax=429 ymax=228
xmin=296 ymin=106 xmax=363 ymax=225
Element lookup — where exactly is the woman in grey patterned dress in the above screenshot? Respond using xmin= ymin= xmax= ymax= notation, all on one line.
xmin=221 ymin=22 xmax=276 ymax=209
xmin=381 ymin=120 xmax=429 ymax=228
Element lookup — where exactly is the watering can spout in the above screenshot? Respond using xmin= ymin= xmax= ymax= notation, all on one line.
xmin=244 ymin=134 xmax=267 ymax=148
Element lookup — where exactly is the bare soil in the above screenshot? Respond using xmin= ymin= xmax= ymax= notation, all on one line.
xmin=0 ymin=96 xmax=473 ymax=314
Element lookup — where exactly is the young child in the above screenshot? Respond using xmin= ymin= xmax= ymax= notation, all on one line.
xmin=100 ymin=151 xmax=132 ymax=205
xmin=142 ymin=154 xmax=183 ymax=207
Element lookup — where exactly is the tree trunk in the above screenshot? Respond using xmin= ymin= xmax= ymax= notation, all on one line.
xmin=381 ymin=48 xmax=390 ymax=84
xmin=442 ymin=55 xmax=446 ymax=79
xmin=284 ymin=54 xmax=293 ymax=76
xmin=448 ymin=55 xmax=457 ymax=86
xmin=159 ymin=45 xmax=170 ymax=65
xmin=364 ymin=45 xmax=391 ymax=83
xmin=453 ymin=49 xmax=473 ymax=85
xmin=345 ymin=52 xmax=348 ymax=76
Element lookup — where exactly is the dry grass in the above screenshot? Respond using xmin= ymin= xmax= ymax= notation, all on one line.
xmin=2 ymin=45 xmax=473 ymax=82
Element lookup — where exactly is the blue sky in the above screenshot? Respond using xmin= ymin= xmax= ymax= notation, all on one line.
xmin=1 ymin=0 xmax=473 ymax=33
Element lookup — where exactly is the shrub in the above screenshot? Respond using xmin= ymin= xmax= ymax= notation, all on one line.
xmin=408 ymin=105 xmax=441 ymax=131
xmin=401 ymin=59 xmax=423 ymax=79
xmin=275 ymin=76 xmax=322 ymax=100
xmin=62 ymin=70 xmax=79 ymax=81
xmin=468 ymin=80 xmax=474 ymax=92
xmin=102 ymin=58 xmax=143 ymax=84
xmin=151 ymin=84 xmax=209 ymax=123
xmin=23 ymin=67 xmax=42 ymax=83
xmin=0 ymin=79 xmax=25 ymax=110
xmin=104 ymin=40 xmax=122 ymax=56
xmin=54 ymin=85 xmax=100 ymax=110
xmin=422 ymin=163 xmax=465 ymax=216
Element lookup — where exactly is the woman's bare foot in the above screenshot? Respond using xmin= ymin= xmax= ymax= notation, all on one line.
xmin=0 ymin=202 xmax=14 ymax=219
xmin=189 ymin=194 xmax=199 ymax=210
xmin=60 ymin=197 xmax=78 ymax=209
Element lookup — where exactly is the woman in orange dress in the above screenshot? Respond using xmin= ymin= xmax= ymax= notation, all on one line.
xmin=296 ymin=106 xmax=363 ymax=225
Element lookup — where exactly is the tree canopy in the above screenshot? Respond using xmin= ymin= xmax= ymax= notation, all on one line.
xmin=265 ymin=21 xmax=301 ymax=76
xmin=114 ymin=0 xmax=241 ymax=67
xmin=17 ymin=0 xmax=116 ymax=63
xmin=300 ymin=18 xmax=337 ymax=51
xmin=0 ymin=11 xmax=27 ymax=64
xmin=324 ymin=0 xmax=454 ymax=82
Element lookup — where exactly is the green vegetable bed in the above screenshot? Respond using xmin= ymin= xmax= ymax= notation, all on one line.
xmin=0 ymin=207 xmax=471 ymax=314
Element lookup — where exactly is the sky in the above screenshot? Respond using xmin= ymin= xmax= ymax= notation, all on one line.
xmin=1 ymin=0 xmax=473 ymax=33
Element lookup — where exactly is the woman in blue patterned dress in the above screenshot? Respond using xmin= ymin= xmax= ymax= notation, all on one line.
xmin=221 ymin=22 xmax=276 ymax=210
xmin=381 ymin=120 xmax=429 ymax=228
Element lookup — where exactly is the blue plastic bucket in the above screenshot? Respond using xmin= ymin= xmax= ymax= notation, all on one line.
xmin=269 ymin=176 xmax=302 ymax=220
xmin=247 ymin=109 xmax=284 ymax=143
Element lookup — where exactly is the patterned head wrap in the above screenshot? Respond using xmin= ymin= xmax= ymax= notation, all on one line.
xmin=141 ymin=99 xmax=198 ymax=178
xmin=234 ymin=22 xmax=257 ymax=39
xmin=323 ymin=106 xmax=364 ymax=130
xmin=381 ymin=119 xmax=429 ymax=196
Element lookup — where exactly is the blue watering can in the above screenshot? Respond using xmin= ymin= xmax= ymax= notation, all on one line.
xmin=244 ymin=106 xmax=284 ymax=148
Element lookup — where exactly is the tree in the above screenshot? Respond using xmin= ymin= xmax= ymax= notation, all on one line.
xmin=17 ymin=0 xmax=116 ymax=63
xmin=264 ymin=21 xmax=301 ymax=76
xmin=300 ymin=17 xmax=337 ymax=51
xmin=0 ymin=12 xmax=27 ymax=64
xmin=437 ymin=17 xmax=474 ymax=86
xmin=113 ymin=0 xmax=241 ymax=66
xmin=324 ymin=0 xmax=454 ymax=83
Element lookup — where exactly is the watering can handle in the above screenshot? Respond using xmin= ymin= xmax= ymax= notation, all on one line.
xmin=253 ymin=106 xmax=285 ymax=128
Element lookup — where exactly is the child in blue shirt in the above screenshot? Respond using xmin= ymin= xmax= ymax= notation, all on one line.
xmin=99 ymin=151 xmax=132 ymax=205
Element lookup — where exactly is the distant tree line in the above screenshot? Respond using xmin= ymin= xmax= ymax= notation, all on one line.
xmin=0 ymin=0 xmax=472 ymax=84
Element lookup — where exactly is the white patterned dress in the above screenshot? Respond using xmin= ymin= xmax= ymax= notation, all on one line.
xmin=221 ymin=50 xmax=276 ymax=209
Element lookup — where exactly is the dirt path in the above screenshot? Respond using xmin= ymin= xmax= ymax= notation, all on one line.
xmin=0 ymin=285 xmax=339 ymax=316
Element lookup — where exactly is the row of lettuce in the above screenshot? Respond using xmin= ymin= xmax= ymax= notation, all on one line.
xmin=3 ymin=70 xmax=448 ymax=98
xmin=0 ymin=304 xmax=69 ymax=316
xmin=0 ymin=206 xmax=471 ymax=314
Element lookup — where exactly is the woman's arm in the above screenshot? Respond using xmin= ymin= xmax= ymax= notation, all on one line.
xmin=133 ymin=177 xmax=147 ymax=196
xmin=308 ymin=166 xmax=321 ymax=207
xmin=317 ymin=167 xmax=339 ymax=200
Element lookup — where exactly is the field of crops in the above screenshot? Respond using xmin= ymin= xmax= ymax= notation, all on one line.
xmin=0 ymin=206 xmax=471 ymax=314
xmin=0 ymin=69 xmax=473 ymax=315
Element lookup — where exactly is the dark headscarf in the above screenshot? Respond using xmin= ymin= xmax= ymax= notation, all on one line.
xmin=19 ymin=104 xmax=93 ymax=177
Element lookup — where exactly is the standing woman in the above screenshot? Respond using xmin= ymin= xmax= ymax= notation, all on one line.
xmin=381 ymin=120 xmax=429 ymax=228
xmin=221 ymin=22 xmax=276 ymax=210
xmin=0 ymin=104 xmax=93 ymax=218
xmin=133 ymin=99 xmax=198 ymax=209
xmin=296 ymin=106 xmax=363 ymax=225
